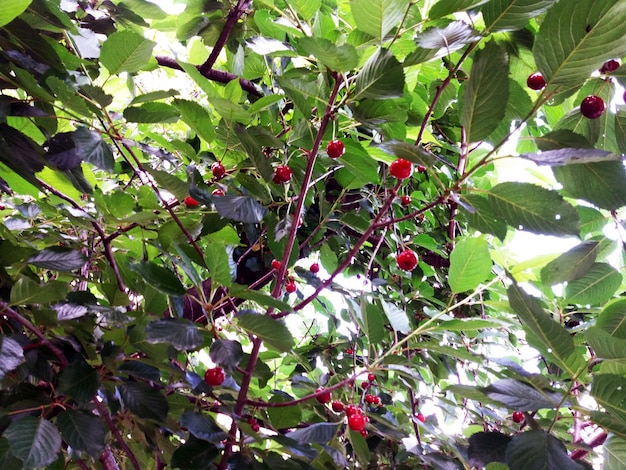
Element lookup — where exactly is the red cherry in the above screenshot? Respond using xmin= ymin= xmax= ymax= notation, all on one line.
xmin=310 ymin=263 xmax=320 ymax=273
xmin=397 ymin=249 xmax=418 ymax=271
xmin=326 ymin=139 xmax=345 ymax=159
xmin=285 ymin=281 xmax=297 ymax=293
xmin=389 ymin=158 xmax=413 ymax=179
xmin=345 ymin=405 xmax=360 ymax=417
xmin=345 ymin=348 xmax=354 ymax=355
xmin=360 ymin=381 xmax=369 ymax=390
xmin=212 ymin=189 xmax=225 ymax=196
xmin=359 ymin=429 xmax=368 ymax=437
xmin=373 ymin=396 xmax=381 ymax=405
xmin=184 ymin=196 xmax=200 ymax=207
xmin=365 ymin=394 xmax=376 ymax=404
xmin=415 ymin=412 xmax=425 ymax=423
xmin=512 ymin=411 xmax=524 ymax=423
xmin=271 ymin=259 xmax=281 ymax=270
xmin=348 ymin=414 xmax=367 ymax=431
xmin=273 ymin=165 xmax=292 ymax=184
xmin=526 ymin=72 xmax=546 ymax=90
xmin=599 ymin=59 xmax=620 ymax=74
xmin=367 ymin=373 xmax=375 ymax=382
xmin=211 ymin=162 xmax=226 ymax=179
xmin=580 ymin=95 xmax=605 ymax=119
xmin=315 ymin=387 xmax=332 ymax=404
xmin=416 ymin=164 xmax=426 ymax=173
xmin=331 ymin=400 xmax=344 ymax=412
xmin=401 ymin=195 xmax=411 ymax=207
xmin=204 ymin=367 xmax=225 ymax=386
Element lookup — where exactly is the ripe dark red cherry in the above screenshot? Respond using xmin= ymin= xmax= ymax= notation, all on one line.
xmin=580 ymin=95 xmax=605 ymax=119
xmin=526 ymin=72 xmax=546 ymax=90
xmin=365 ymin=394 xmax=376 ymax=404
xmin=184 ymin=196 xmax=199 ymax=207
xmin=348 ymin=414 xmax=367 ymax=432
xmin=331 ymin=400 xmax=344 ymax=412
xmin=599 ymin=59 xmax=620 ymax=74
xmin=367 ymin=373 xmax=375 ymax=382
xmin=310 ymin=263 xmax=320 ymax=273
xmin=315 ymin=387 xmax=332 ymax=404
xmin=415 ymin=413 xmax=425 ymax=423
xmin=512 ymin=411 xmax=524 ymax=423
xmin=212 ymin=189 xmax=225 ymax=196
xmin=273 ymin=165 xmax=292 ymax=184
xmin=271 ymin=259 xmax=281 ymax=270
xmin=397 ymin=249 xmax=418 ymax=271
xmin=211 ymin=162 xmax=226 ymax=179
xmin=204 ymin=367 xmax=225 ymax=386
xmin=401 ymin=195 xmax=411 ymax=206
xmin=326 ymin=139 xmax=345 ymax=159
xmin=345 ymin=405 xmax=360 ymax=417
xmin=416 ymin=164 xmax=426 ymax=173
xmin=345 ymin=348 xmax=354 ymax=355
xmin=389 ymin=158 xmax=413 ymax=179
xmin=285 ymin=281 xmax=297 ymax=293
xmin=360 ymin=381 xmax=369 ymax=390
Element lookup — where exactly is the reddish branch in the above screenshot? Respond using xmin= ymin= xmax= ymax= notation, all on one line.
xmin=198 ymin=0 xmax=252 ymax=75
xmin=570 ymin=431 xmax=607 ymax=461
xmin=155 ymin=56 xmax=261 ymax=97
xmin=94 ymin=400 xmax=141 ymax=470
xmin=0 ymin=301 xmax=69 ymax=368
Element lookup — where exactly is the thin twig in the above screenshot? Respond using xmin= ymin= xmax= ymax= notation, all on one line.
xmin=94 ymin=400 xmax=141 ymax=470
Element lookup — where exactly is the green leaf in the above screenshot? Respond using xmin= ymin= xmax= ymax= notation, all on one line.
xmin=585 ymin=327 xmax=626 ymax=359
xmin=180 ymin=412 xmax=228 ymax=443
xmin=286 ymin=422 xmax=340 ymax=444
xmin=379 ymin=141 xmax=437 ymax=167
xmin=205 ymin=244 xmax=233 ymax=288
xmin=381 ymin=300 xmax=410 ymax=334
xmin=463 ymin=194 xmax=508 ymax=241
xmin=604 ymin=434 xmax=626 ymax=470
xmin=171 ymin=437 xmax=220 ymax=470
xmin=144 ymin=319 xmax=203 ymax=350
xmin=507 ymin=284 xmax=579 ymax=376
xmin=236 ymin=125 xmax=275 ymax=182
xmin=540 ymin=241 xmax=599 ymax=285
xmin=468 ymin=432 xmax=511 ymax=468
xmin=229 ymin=285 xmax=293 ymax=312
xmin=119 ymin=382 xmax=169 ymax=422
xmin=267 ymin=394 xmax=302 ymax=429
xmin=348 ymin=429 xmax=371 ymax=465
xmin=72 ymin=127 xmax=114 ymax=172
xmin=363 ymin=301 xmax=385 ymax=345
xmin=298 ymin=37 xmax=358 ymax=72
xmin=532 ymin=130 xmax=593 ymax=152
xmin=57 ymin=362 xmax=100 ymax=404
xmin=100 ymin=30 xmax=155 ymax=74
xmin=5 ymin=417 xmax=61 ymax=469
xmin=147 ymin=168 xmax=189 ymax=202
xmin=481 ymin=0 xmax=557 ymax=33
xmin=118 ymin=0 xmax=167 ymax=19
xmin=488 ymin=182 xmax=579 ymax=236
xmin=505 ymin=431 xmax=584 ymax=470
xmin=172 ymin=99 xmax=215 ymax=144
xmin=415 ymin=21 xmax=480 ymax=59
xmin=350 ymin=0 xmax=410 ymax=40
xmin=616 ymin=107 xmax=626 ymax=154
xmin=534 ymin=0 xmax=626 ymax=94
xmin=291 ymin=0 xmax=321 ymax=21
xmin=552 ymin=161 xmax=626 ymax=211
xmin=597 ymin=299 xmax=626 ymax=339
xmin=461 ymin=41 xmax=509 ymax=143
xmin=56 ymin=410 xmax=106 ymax=458
xmin=212 ymin=195 xmax=267 ymax=223
xmin=27 ymin=247 xmax=88 ymax=271
xmin=9 ymin=277 xmax=68 ymax=306
xmin=480 ymin=379 xmax=567 ymax=411
xmin=0 ymin=336 xmax=24 ymax=380
xmin=430 ymin=0 xmax=490 ymax=19
xmin=448 ymin=235 xmax=492 ymax=293
xmin=591 ymin=412 xmax=626 ymax=441
xmin=129 ymin=261 xmax=187 ymax=296
xmin=209 ymin=339 xmax=243 ymax=370
xmin=0 ymin=0 xmax=32 ymax=28
xmin=123 ymin=103 xmax=180 ymax=123
xmin=564 ymin=263 xmax=622 ymax=305
xmin=591 ymin=375 xmax=626 ymax=420
xmin=236 ymin=312 xmax=294 ymax=352
xmin=354 ymin=48 xmax=405 ymax=99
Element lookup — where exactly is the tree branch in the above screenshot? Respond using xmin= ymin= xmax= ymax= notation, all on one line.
xmin=155 ymin=56 xmax=262 ymax=97
xmin=94 ymin=400 xmax=141 ymax=470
